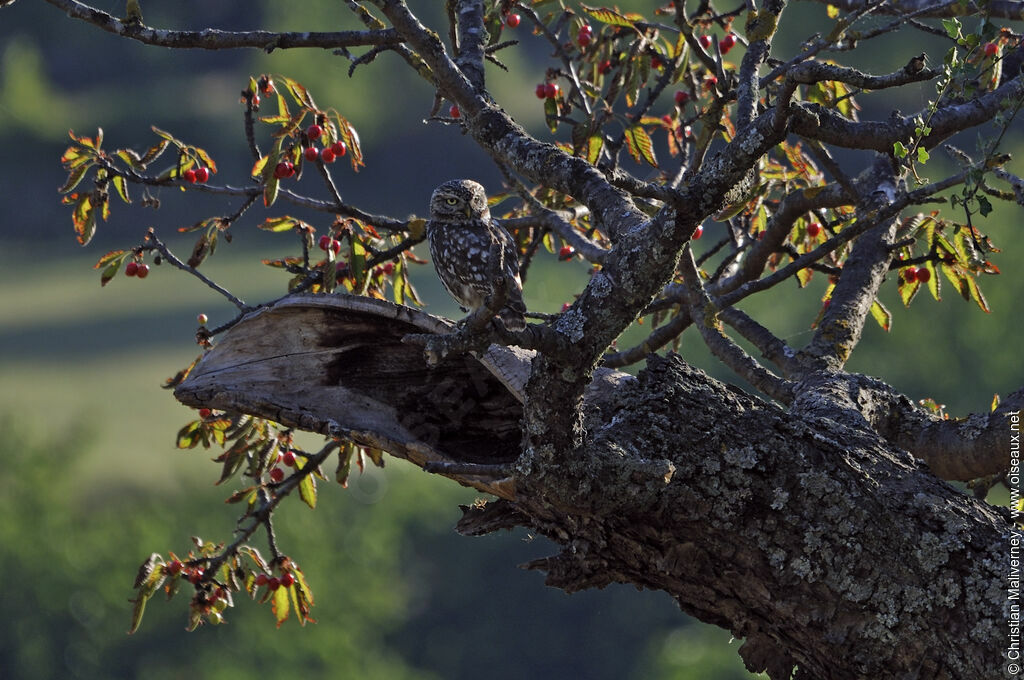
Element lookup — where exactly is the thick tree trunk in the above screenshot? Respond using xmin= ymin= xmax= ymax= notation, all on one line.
xmin=176 ymin=295 xmax=1013 ymax=679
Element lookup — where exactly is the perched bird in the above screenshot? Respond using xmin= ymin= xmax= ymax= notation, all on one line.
xmin=426 ymin=179 xmax=527 ymax=332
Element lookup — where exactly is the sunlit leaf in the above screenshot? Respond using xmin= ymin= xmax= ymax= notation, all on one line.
xmin=272 ymin=582 xmax=290 ymax=627
xmin=112 ymin=175 xmax=131 ymax=204
xmin=624 ymin=125 xmax=657 ymax=167
xmin=581 ymin=5 xmax=637 ymax=28
xmin=59 ymin=162 xmax=91 ymax=194
xmin=586 ymin=135 xmax=603 ymax=165
xmin=869 ymin=299 xmax=892 ymax=331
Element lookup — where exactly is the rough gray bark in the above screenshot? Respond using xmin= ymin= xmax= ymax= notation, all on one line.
xmin=175 ymin=294 xmax=1015 ymax=679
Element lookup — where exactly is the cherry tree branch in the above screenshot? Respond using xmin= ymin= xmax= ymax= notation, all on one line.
xmin=43 ymin=0 xmax=402 ymax=50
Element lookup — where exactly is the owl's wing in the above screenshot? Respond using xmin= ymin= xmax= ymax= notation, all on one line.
xmin=488 ymin=221 xmax=527 ymax=329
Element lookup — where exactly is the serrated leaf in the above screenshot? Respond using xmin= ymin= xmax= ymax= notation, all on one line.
xmin=796 ymin=267 xmax=813 ymax=287
xmin=140 ymin=139 xmax=169 ymax=167
xmin=966 ymin=275 xmax=990 ymax=313
xmin=72 ymin=194 xmax=97 ymax=246
xmin=128 ymin=592 xmax=150 ymax=634
xmin=112 ymin=175 xmax=131 ymax=204
xmin=59 ymin=162 xmax=92 ymax=194
xmin=258 ymin=216 xmax=302 ymax=232
xmin=272 ymin=582 xmax=290 ymax=627
xmin=544 ymin=97 xmax=558 ymax=133
xmin=298 ymin=471 xmax=317 ymax=509
xmin=279 ymin=76 xmax=317 ymax=109
xmin=392 ymin=257 xmax=405 ymax=305
xmin=586 ymin=135 xmax=603 ymax=165
xmin=869 ymin=299 xmax=892 ymax=331
xmin=916 ymin=147 xmax=930 ymax=164
xmin=581 ymin=4 xmax=637 ymax=28
xmin=176 ymin=420 xmax=203 ymax=449
xmin=898 ymin=274 xmax=920 ymax=307
xmin=624 ymin=125 xmax=657 ymax=167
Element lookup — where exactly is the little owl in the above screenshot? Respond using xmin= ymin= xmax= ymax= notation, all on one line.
xmin=426 ymin=179 xmax=527 ymax=332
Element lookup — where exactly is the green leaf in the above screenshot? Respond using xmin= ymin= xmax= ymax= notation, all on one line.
xmin=898 ymin=273 xmax=921 ymax=307
xmin=544 ymin=97 xmax=558 ymax=134
xmin=586 ymin=135 xmax=603 ymax=165
xmin=916 ymin=147 xmax=930 ymax=164
xmin=624 ymin=125 xmax=658 ymax=167
xmin=176 ymin=420 xmax=203 ymax=449
xmin=977 ymin=195 xmax=993 ymax=217
xmin=258 ymin=216 xmax=303 ymax=233
xmin=336 ymin=442 xmax=353 ymax=487
xmin=272 ymin=581 xmax=290 ymax=627
xmin=299 ymin=470 xmax=317 ymax=509
xmin=112 ymin=175 xmax=131 ymax=204
xmin=392 ymin=257 xmax=405 ymax=305
xmin=279 ymin=76 xmax=317 ymax=110
xmin=942 ymin=18 xmax=960 ymax=39
xmin=893 ymin=141 xmax=908 ymax=159
xmin=869 ymin=299 xmax=892 ymax=331
xmin=966 ymin=275 xmax=990 ymax=313
xmin=59 ymin=162 xmax=92 ymax=194
xmin=581 ymin=4 xmax=637 ymax=28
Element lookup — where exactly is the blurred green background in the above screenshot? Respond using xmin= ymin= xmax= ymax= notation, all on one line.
xmin=1 ymin=2 xmax=1021 ymax=679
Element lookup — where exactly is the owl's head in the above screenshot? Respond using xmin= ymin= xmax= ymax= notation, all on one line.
xmin=429 ymin=179 xmax=490 ymax=222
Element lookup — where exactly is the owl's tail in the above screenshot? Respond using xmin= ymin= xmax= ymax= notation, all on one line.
xmin=497 ymin=307 xmax=527 ymax=332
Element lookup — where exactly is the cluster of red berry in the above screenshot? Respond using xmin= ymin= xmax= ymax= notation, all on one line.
xmin=577 ymin=23 xmax=594 ymax=48
xmin=124 ymin=260 xmax=150 ymax=278
xmin=303 ymin=124 xmax=348 ymax=164
xmin=254 ymin=570 xmax=295 ymax=591
xmin=903 ymin=266 xmax=932 ymax=284
xmin=268 ymin=449 xmax=299 ymax=483
xmin=699 ymin=33 xmax=738 ymax=54
xmin=318 ymin=234 xmax=343 ymax=255
xmin=535 ymin=82 xmax=561 ymax=99
xmin=182 ymin=166 xmax=211 ymax=184
xmin=558 ymin=245 xmax=574 ymax=260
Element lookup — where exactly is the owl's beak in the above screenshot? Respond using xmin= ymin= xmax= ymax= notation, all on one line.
xmin=463 ymin=206 xmax=472 ymax=217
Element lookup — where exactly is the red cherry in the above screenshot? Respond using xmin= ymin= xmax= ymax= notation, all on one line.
xmin=274 ymin=161 xmax=294 ymax=179
xmin=321 ymin=147 xmax=336 ymax=163
xmin=183 ymin=169 xmax=197 ymax=184
xmin=807 ymin=222 xmax=822 ymax=238
xmin=903 ymin=267 xmax=918 ymax=283
xmin=823 ymin=298 xmax=831 ymax=310
xmin=382 ymin=262 xmax=395 ymax=275
xmin=269 ymin=467 xmax=285 ymax=483
xmin=535 ymin=83 xmax=547 ymax=99
xmin=188 ymin=568 xmax=204 ymax=585
xmin=449 ymin=104 xmax=460 ymax=118
xmin=254 ymin=573 xmax=269 ymax=586
xmin=331 ymin=239 xmax=342 ymax=255
xmin=579 ymin=24 xmax=593 ymax=37
xmin=558 ymin=245 xmax=574 ymax=260
xmin=651 ymin=56 xmax=663 ymax=69
xmin=661 ymin=114 xmax=673 ymax=126
xmin=705 ymin=75 xmax=718 ymax=89
xmin=125 ymin=261 xmax=139 ymax=277
xmin=318 ymin=235 xmax=332 ymax=251
xmin=598 ymin=59 xmax=612 ymax=75
xmin=577 ymin=33 xmax=591 ymax=48
xmin=983 ymin=42 xmax=998 ymax=57
xmin=699 ymin=35 xmax=713 ymax=50
xmin=268 ymin=577 xmax=281 ymax=590
xmin=306 ymin=124 xmax=323 ymax=139
xmin=304 ymin=147 xmax=320 ymax=162
xmin=136 ymin=264 xmax=150 ymax=279
xmin=166 ymin=560 xmax=183 ymax=575
xmin=674 ymin=90 xmax=689 ymax=106
xmin=194 ymin=167 xmax=210 ymax=183
xmin=561 ymin=302 xmax=572 ymax=312
xmin=331 ymin=141 xmax=347 ymax=157
xmin=692 ymin=225 xmax=704 ymax=240
xmin=199 ymin=408 xmax=212 ymax=418
xmin=505 ymin=13 xmax=520 ymax=28
xmin=280 ymin=573 xmax=295 ymax=587
xmin=197 ymin=313 xmax=208 ymax=326
xmin=258 ymin=76 xmax=274 ymax=95
xmin=282 ymin=450 xmax=297 ymax=467
xmin=916 ymin=267 xmax=931 ymax=283
xmin=719 ymin=34 xmax=737 ymax=54
xmin=544 ymin=82 xmax=560 ymax=99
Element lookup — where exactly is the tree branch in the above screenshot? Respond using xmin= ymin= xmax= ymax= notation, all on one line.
xmin=43 ymin=0 xmax=402 ymax=50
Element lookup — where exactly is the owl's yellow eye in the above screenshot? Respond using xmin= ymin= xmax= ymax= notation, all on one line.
xmin=444 ymin=197 xmax=459 ymax=205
